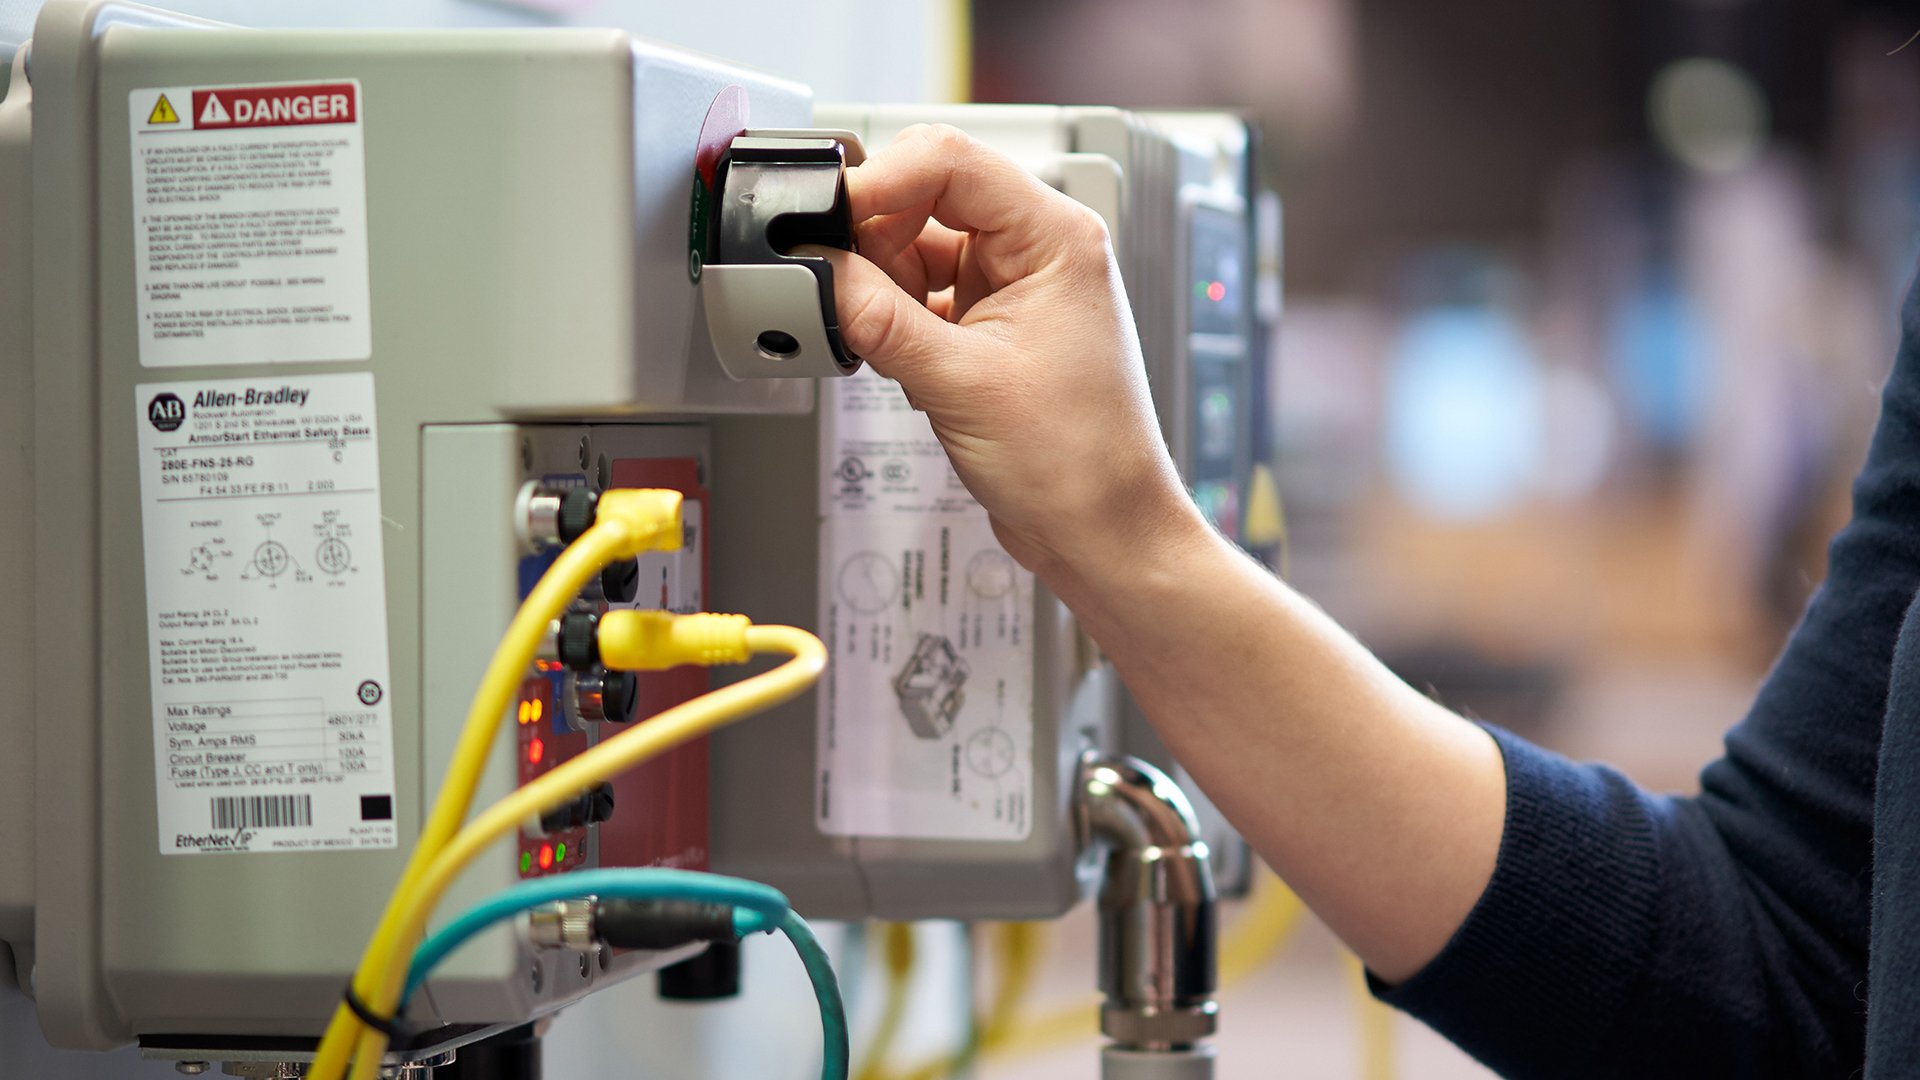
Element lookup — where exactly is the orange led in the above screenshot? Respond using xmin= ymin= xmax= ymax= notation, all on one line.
xmin=528 ymin=737 xmax=545 ymax=765
xmin=517 ymin=701 xmax=531 ymax=725
xmin=531 ymin=698 xmax=544 ymax=721
xmin=537 ymin=843 xmax=554 ymax=870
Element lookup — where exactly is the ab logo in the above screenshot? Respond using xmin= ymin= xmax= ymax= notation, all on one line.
xmin=148 ymin=393 xmax=185 ymax=432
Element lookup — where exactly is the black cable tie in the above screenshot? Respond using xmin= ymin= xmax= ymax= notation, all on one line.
xmin=341 ymin=983 xmax=405 ymax=1041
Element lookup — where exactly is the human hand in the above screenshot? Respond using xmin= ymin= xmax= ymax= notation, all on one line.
xmin=807 ymin=124 xmax=1200 ymax=575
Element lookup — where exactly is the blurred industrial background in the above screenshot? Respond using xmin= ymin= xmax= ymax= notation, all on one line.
xmin=969 ymin=1 xmax=1920 ymax=1076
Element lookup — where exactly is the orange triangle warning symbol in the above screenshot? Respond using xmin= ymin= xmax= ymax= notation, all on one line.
xmin=147 ymin=94 xmax=180 ymax=125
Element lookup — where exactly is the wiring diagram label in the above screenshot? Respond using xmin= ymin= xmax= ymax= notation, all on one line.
xmin=817 ymin=369 xmax=1035 ymax=840
xmin=128 ymin=80 xmax=372 ymax=367
xmin=135 ymin=373 xmax=398 ymax=855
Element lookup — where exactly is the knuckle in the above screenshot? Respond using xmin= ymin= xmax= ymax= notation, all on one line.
xmin=922 ymin=122 xmax=970 ymax=149
xmin=1074 ymin=204 xmax=1113 ymax=244
xmin=1057 ymin=204 xmax=1115 ymax=266
xmin=848 ymin=284 xmax=906 ymax=356
xmin=909 ymin=122 xmax=974 ymax=166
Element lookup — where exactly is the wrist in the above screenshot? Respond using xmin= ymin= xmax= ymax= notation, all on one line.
xmin=1027 ymin=474 xmax=1220 ymax=611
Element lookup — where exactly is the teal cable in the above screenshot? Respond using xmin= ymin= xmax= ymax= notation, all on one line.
xmin=403 ymin=868 xmax=788 ymax=1001
xmin=779 ymin=908 xmax=850 ymax=1080
xmin=402 ymin=868 xmax=847 ymax=1080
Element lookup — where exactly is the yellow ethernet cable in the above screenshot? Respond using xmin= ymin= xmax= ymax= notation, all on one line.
xmin=323 ymin=620 xmax=826 ymax=1080
xmin=309 ymin=489 xmax=685 ymax=1080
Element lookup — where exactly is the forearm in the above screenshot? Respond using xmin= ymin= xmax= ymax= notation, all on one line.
xmin=1040 ymin=506 xmax=1505 ymax=983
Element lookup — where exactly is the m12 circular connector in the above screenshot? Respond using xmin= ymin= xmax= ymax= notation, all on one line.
xmin=569 ymin=668 xmax=638 ymax=727
xmin=514 ymin=483 xmax=602 ymax=552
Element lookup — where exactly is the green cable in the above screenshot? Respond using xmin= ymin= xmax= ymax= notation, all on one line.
xmin=403 ymin=868 xmax=847 ymax=1080
xmin=779 ymin=907 xmax=851 ymax=1080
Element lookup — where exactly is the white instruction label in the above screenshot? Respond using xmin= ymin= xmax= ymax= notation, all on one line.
xmin=128 ymin=80 xmax=372 ymax=367
xmin=816 ymin=369 xmax=1034 ymax=840
xmin=136 ymin=373 xmax=398 ymax=855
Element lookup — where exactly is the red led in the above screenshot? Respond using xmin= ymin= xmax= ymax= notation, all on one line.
xmin=537 ymin=843 xmax=554 ymax=870
xmin=528 ymin=737 xmax=545 ymax=765
xmin=1206 ymin=281 xmax=1227 ymax=303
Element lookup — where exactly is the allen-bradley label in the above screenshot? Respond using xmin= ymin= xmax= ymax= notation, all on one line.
xmin=128 ymin=80 xmax=372 ymax=366
xmin=135 ymin=373 xmax=398 ymax=855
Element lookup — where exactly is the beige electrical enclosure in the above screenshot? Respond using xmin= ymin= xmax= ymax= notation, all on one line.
xmin=1 ymin=0 xmax=816 ymax=1060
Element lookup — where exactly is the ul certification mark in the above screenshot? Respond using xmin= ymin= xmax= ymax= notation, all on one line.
xmin=357 ymin=680 xmax=383 ymax=706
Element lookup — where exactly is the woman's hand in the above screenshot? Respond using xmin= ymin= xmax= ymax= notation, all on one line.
xmin=807 ymin=123 xmax=1201 ymax=574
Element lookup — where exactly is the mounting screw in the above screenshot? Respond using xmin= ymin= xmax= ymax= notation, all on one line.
xmin=577 ymin=435 xmax=591 ymax=471
xmin=688 ymin=248 xmax=703 ymax=281
xmin=175 ymin=1063 xmax=211 ymax=1075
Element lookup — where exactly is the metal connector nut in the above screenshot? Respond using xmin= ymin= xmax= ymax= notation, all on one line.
xmin=515 ymin=482 xmax=566 ymax=553
xmin=527 ymin=899 xmax=596 ymax=951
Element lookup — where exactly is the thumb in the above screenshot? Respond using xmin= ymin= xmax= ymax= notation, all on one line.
xmin=796 ymin=245 xmax=955 ymax=377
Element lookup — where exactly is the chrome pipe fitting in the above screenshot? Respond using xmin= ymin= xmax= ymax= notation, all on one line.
xmin=1078 ymin=753 xmax=1219 ymax=1068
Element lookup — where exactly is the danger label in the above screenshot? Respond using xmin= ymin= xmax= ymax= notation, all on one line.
xmin=191 ymin=83 xmax=358 ymax=130
xmin=128 ymin=80 xmax=372 ymax=368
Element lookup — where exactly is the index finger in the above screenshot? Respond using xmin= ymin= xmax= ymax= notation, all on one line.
xmin=846 ymin=124 xmax=1077 ymax=281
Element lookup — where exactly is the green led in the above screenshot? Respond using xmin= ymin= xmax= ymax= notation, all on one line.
xmin=1193 ymin=280 xmax=1208 ymax=299
xmin=519 ymin=851 xmax=532 ymax=874
xmin=555 ymin=842 xmax=567 ymax=863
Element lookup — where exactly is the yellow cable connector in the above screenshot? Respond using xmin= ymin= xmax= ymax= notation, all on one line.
xmin=320 ymin=623 xmax=826 ymax=1080
xmin=307 ymin=485 xmax=685 ymax=1080
xmin=597 ymin=610 xmax=753 ymax=670
xmin=593 ymin=488 xmax=686 ymax=557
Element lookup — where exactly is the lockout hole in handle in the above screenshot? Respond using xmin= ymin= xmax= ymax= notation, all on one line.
xmin=755 ymin=330 xmax=801 ymax=362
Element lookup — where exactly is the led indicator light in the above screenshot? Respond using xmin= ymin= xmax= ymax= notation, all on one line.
xmin=1206 ymin=281 xmax=1227 ymax=303
xmin=538 ymin=844 xmax=554 ymax=870
xmin=1193 ymin=280 xmax=1208 ymax=299
xmin=520 ymin=851 xmax=532 ymax=874
xmin=528 ymin=737 xmax=545 ymax=765
xmin=555 ymin=842 xmax=567 ymax=863
xmin=532 ymin=698 xmax=544 ymax=721
xmin=517 ymin=701 xmax=530 ymax=725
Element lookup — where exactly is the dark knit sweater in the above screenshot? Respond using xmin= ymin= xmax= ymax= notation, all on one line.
xmin=1377 ymin=273 xmax=1920 ymax=1077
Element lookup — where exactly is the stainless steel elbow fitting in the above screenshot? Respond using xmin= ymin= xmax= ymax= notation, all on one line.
xmin=1078 ymin=753 xmax=1219 ymax=1053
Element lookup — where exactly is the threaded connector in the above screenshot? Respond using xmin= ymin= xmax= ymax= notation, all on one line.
xmin=557 ymin=612 xmax=600 ymax=671
xmin=528 ymin=898 xmax=597 ymax=951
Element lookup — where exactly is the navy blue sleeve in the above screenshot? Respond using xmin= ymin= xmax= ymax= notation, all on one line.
xmin=1374 ymin=275 xmax=1920 ymax=1077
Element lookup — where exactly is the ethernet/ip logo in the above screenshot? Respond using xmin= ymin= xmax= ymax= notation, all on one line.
xmin=147 ymin=393 xmax=185 ymax=432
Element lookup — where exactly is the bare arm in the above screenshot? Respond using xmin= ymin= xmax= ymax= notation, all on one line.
xmin=812 ymin=124 xmax=1502 ymax=982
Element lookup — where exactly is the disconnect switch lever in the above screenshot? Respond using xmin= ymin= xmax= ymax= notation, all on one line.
xmin=696 ymin=130 xmax=867 ymax=380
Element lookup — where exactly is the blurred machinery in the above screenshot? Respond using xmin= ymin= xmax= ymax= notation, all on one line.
xmin=0 ymin=5 xmax=1268 ymax=1078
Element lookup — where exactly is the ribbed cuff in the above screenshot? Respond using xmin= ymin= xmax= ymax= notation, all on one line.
xmin=1370 ymin=725 xmax=1665 ymax=1080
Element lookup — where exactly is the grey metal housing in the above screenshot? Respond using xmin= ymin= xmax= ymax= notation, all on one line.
xmin=1 ymin=0 xmax=815 ymax=1054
